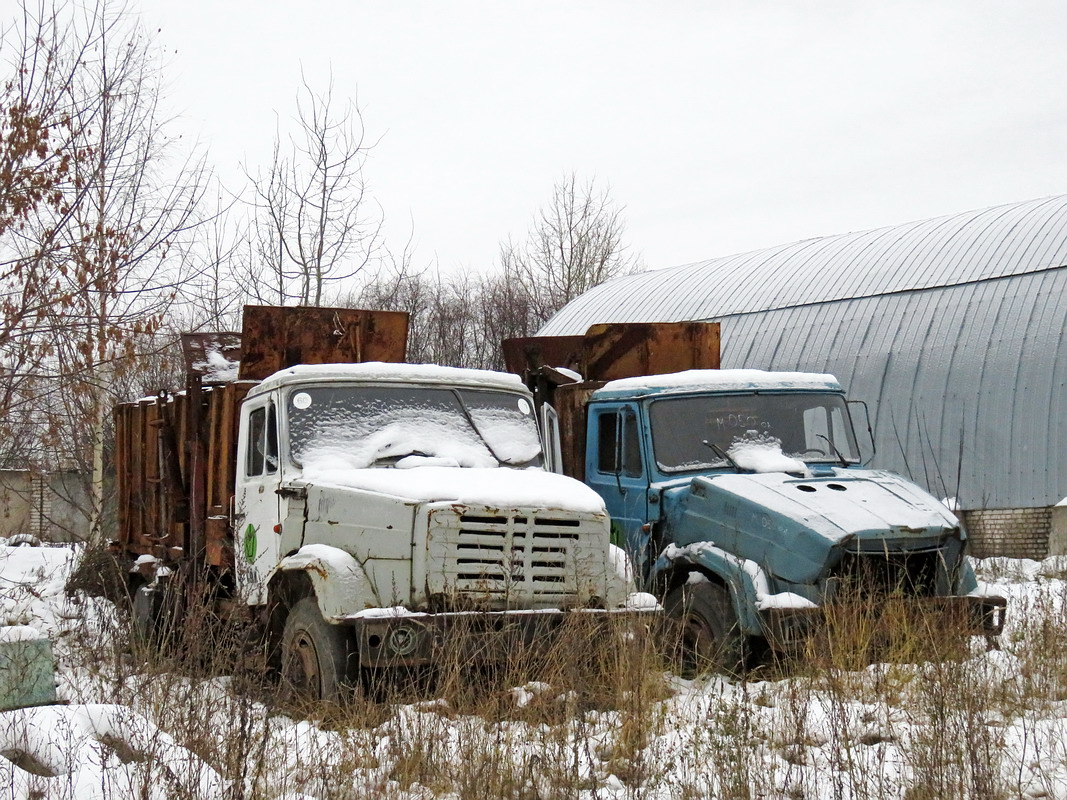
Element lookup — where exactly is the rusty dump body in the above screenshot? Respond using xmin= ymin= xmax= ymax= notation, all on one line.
xmin=503 ymin=322 xmax=721 ymax=480
xmin=112 ymin=305 xmax=408 ymax=570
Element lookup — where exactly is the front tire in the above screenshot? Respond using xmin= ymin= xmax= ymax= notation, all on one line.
xmin=281 ymin=598 xmax=354 ymax=703
xmin=665 ymin=579 xmax=747 ymax=677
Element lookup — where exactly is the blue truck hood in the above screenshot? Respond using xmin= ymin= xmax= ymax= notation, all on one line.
xmin=671 ymin=468 xmax=962 ymax=584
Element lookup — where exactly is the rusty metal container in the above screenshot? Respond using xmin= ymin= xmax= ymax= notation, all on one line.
xmin=112 ymin=306 xmax=408 ymax=569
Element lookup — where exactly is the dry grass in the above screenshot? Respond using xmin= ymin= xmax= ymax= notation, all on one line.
xmin=25 ymin=549 xmax=1067 ymax=799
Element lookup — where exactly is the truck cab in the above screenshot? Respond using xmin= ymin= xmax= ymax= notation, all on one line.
xmin=504 ymin=324 xmax=1006 ymax=674
xmin=577 ymin=369 xmax=1005 ymax=670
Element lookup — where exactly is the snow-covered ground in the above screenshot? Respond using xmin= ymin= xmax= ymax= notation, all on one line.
xmin=2 ymin=542 xmax=1066 ymax=799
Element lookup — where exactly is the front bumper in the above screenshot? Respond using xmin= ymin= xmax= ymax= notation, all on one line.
xmin=762 ymin=594 xmax=1008 ymax=654
xmin=344 ymin=606 xmax=660 ymax=668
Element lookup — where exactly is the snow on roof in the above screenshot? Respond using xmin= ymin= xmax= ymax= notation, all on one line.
xmin=299 ymin=463 xmax=607 ymax=514
xmin=249 ymin=361 xmax=527 ymax=398
xmin=596 ymin=369 xmax=841 ymax=398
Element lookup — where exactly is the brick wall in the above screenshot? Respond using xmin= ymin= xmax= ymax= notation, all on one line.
xmin=962 ymin=506 xmax=1051 ymax=559
xmin=0 ymin=470 xmax=89 ymax=542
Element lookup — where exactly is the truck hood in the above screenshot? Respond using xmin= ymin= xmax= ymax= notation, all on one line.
xmin=294 ymin=465 xmax=606 ymax=514
xmin=678 ymin=468 xmax=961 ymax=584
xmin=698 ymin=469 xmax=959 ymax=541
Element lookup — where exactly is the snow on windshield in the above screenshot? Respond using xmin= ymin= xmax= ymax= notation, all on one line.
xmin=728 ymin=433 xmax=810 ymax=475
xmin=288 ymin=385 xmax=541 ymax=470
xmin=649 ymin=391 xmax=858 ymax=473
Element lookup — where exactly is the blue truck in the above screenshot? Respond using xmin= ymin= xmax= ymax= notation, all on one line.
xmin=504 ymin=322 xmax=1006 ymax=673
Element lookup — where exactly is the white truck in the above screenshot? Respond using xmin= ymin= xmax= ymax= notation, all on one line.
xmin=114 ymin=307 xmax=651 ymax=701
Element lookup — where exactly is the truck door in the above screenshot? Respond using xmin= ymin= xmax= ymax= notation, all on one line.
xmin=586 ymin=404 xmax=649 ymax=558
xmin=234 ymin=398 xmax=282 ymax=605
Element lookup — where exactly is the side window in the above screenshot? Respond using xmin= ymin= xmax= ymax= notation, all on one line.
xmin=247 ymin=407 xmax=265 ymax=476
xmin=622 ymin=410 xmax=642 ymax=477
xmin=597 ymin=412 xmax=619 ymax=473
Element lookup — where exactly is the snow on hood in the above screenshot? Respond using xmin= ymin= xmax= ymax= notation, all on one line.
xmin=700 ymin=469 xmax=959 ymax=543
xmin=298 ymin=463 xmax=607 ymax=514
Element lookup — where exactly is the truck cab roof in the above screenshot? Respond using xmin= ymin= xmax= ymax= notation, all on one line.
xmin=248 ymin=362 xmax=529 ymax=399
xmin=592 ymin=368 xmax=843 ymax=401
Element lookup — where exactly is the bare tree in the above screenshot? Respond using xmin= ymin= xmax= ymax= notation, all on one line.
xmin=247 ymin=73 xmax=382 ymax=307
xmin=500 ymin=172 xmax=641 ymax=330
xmin=1 ymin=0 xmax=209 ymax=541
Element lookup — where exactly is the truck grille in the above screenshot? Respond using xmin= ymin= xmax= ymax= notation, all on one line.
xmin=426 ymin=508 xmax=605 ymax=608
xmin=832 ymin=547 xmax=945 ymax=599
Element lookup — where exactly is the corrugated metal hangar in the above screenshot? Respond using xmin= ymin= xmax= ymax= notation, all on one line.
xmin=539 ymin=194 xmax=1067 ymax=558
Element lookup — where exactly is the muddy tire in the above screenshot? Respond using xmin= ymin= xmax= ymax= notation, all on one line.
xmin=281 ymin=598 xmax=354 ymax=703
xmin=665 ymin=579 xmax=747 ymax=677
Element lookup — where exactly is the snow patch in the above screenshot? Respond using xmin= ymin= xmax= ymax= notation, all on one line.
xmin=0 ymin=625 xmax=44 ymax=643
xmin=756 ymin=592 xmax=817 ymax=611
xmin=609 ymin=544 xmax=635 ymax=586
xmin=553 ymin=366 xmax=583 ymax=382
xmin=0 ymin=704 xmax=226 ymax=798
xmin=193 ymin=348 xmax=239 ymax=383
xmin=624 ymin=592 xmax=660 ymax=610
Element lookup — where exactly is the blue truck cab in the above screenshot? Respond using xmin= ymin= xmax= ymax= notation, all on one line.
xmin=512 ymin=336 xmax=1008 ymax=673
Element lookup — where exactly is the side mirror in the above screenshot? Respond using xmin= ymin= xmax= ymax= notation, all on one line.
xmin=847 ymin=400 xmax=876 ymax=465
xmin=539 ymin=403 xmax=563 ymax=473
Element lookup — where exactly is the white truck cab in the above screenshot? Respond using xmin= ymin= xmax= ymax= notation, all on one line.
xmin=230 ymin=362 xmax=651 ymax=697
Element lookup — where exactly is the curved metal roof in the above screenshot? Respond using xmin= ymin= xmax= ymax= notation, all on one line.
xmin=539 ymin=195 xmax=1067 ymax=511
xmin=539 ymin=194 xmax=1067 ymax=335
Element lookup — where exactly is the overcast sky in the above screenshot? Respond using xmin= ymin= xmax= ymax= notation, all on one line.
xmin=136 ymin=0 xmax=1067 ymax=277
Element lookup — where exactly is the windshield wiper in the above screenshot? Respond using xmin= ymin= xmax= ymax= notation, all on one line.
xmin=817 ymin=434 xmax=849 ymax=468
xmin=702 ymin=439 xmax=744 ymax=472
xmin=450 ymin=390 xmax=528 ymax=466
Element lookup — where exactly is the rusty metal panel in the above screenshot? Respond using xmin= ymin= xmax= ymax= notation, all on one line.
xmin=238 ymin=305 xmax=409 ymax=380
xmin=114 ymin=382 xmax=252 ymax=566
xmin=503 ymin=322 xmax=719 ymax=383
xmin=555 ymin=383 xmax=600 ymax=481
xmin=581 ymin=321 xmax=719 ymax=380
xmin=502 ymin=335 xmax=586 ymax=376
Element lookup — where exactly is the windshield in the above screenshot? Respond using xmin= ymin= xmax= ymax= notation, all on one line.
xmin=648 ymin=391 xmax=859 ymax=473
xmin=286 ymin=385 xmax=543 ymax=470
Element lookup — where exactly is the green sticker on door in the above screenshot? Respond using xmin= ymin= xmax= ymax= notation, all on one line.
xmin=244 ymin=523 xmax=258 ymax=561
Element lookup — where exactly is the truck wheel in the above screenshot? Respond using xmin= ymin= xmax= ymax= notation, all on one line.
xmin=281 ymin=598 xmax=353 ymax=703
xmin=665 ymin=580 xmax=746 ymax=677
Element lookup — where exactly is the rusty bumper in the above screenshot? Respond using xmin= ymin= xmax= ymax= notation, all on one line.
xmin=345 ymin=607 xmax=659 ymax=668
xmin=762 ymin=594 xmax=1008 ymax=654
